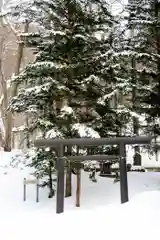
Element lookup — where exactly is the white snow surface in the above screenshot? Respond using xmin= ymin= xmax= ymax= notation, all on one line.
xmin=0 ymin=150 xmax=160 ymax=239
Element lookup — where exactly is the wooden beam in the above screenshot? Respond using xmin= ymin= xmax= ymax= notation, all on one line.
xmin=34 ymin=136 xmax=153 ymax=148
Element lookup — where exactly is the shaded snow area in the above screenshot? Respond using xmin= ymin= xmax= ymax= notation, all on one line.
xmin=0 ymin=151 xmax=160 ymax=240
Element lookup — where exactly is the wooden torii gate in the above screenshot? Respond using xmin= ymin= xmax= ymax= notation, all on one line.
xmin=34 ymin=136 xmax=153 ymax=213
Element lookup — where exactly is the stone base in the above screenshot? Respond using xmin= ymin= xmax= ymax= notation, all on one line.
xmin=99 ymin=173 xmax=116 ymax=178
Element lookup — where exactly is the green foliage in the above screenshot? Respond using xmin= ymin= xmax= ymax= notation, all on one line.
xmin=28 ymin=148 xmax=57 ymax=178
xmin=112 ymin=0 xmax=160 ymax=139
xmin=9 ymin=0 xmax=131 ymax=182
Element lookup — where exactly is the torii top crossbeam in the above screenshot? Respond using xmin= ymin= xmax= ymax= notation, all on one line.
xmin=63 ymin=155 xmax=119 ymax=161
xmin=34 ymin=136 xmax=153 ymax=148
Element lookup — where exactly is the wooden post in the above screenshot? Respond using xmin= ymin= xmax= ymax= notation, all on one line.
xmin=56 ymin=144 xmax=65 ymax=214
xmin=76 ymin=147 xmax=81 ymax=207
xmin=65 ymin=146 xmax=72 ymax=197
xmin=36 ymin=176 xmax=39 ymax=203
xmin=119 ymin=143 xmax=129 ymax=203
xmin=76 ymin=166 xmax=81 ymax=207
xmin=23 ymin=178 xmax=26 ymax=201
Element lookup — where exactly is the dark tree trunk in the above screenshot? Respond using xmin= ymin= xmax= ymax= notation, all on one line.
xmin=65 ymin=161 xmax=72 ymax=197
xmin=48 ymin=160 xmax=54 ymax=198
xmin=65 ymin=146 xmax=72 ymax=197
xmin=129 ymin=7 xmax=141 ymax=165
xmin=76 ymin=165 xmax=81 ymax=207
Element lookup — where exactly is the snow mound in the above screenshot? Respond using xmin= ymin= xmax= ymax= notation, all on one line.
xmin=0 ymin=191 xmax=160 ymax=240
xmin=0 ymin=151 xmax=160 ymax=240
xmin=130 ymin=190 xmax=160 ymax=207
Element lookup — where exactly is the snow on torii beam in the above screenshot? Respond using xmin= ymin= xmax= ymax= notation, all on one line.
xmin=34 ymin=136 xmax=153 ymax=148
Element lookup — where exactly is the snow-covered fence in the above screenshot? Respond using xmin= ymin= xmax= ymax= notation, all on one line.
xmin=34 ymin=136 xmax=153 ymax=214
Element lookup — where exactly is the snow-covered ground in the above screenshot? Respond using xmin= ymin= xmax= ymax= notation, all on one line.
xmin=0 ymin=150 xmax=160 ymax=240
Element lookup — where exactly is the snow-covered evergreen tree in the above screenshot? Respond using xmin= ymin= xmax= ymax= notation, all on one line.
xmin=111 ymin=0 xmax=160 ymax=161
xmin=9 ymin=0 xmax=126 ymax=193
xmin=121 ymin=0 xmax=160 ymax=134
xmin=141 ymin=0 xmax=160 ymax=134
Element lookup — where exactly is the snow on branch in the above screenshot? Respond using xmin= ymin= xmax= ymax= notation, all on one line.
xmin=116 ymin=106 xmax=146 ymax=124
xmin=24 ymin=82 xmax=51 ymax=95
xmin=59 ymin=106 xmax=74 ymax=118
xmin=113 ymin=51 xmax=158 ymax=62
xmin=30 ymin=61 xmax=65 ymax=69
xmin=45 ymin=128 xmax=63 ymax=139
xmin=72 ymin=123 xmax=100 ymax=138
xmin=97 ymin=89 xmax=118 ymax=105
xmin=84 ymin=75 xmax=100 ymax=84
